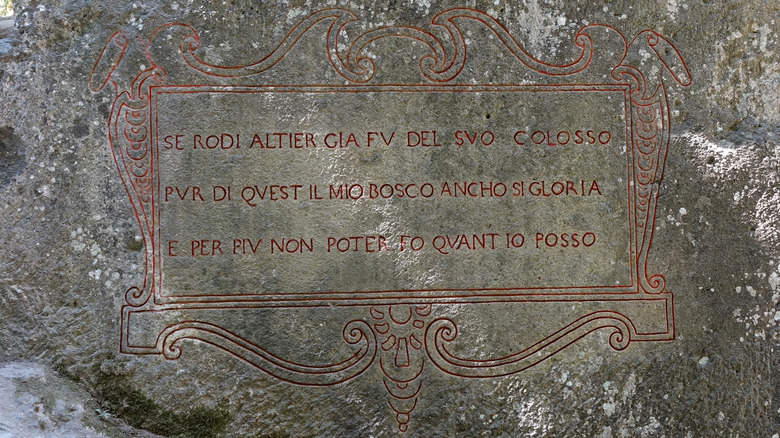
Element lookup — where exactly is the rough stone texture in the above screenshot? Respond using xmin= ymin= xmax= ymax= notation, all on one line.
xmin=0 ymin=1 xmax=778 ymax=437
xmin=0 ymin=361 xmax=162 ymax=437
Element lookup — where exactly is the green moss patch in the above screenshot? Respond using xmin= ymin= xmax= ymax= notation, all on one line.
xmin=94 ymin=374 xmax=231 ymax=438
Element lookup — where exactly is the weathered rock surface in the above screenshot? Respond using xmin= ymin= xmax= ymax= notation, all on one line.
xmin=0 ymin=361 xmax=162 ymax=437
xmin=0 ymin=0 xmax=778 ymax=437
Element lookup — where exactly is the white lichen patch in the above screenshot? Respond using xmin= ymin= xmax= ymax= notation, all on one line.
xmin=287 ymin=7 xmax=307 ymax=23
xmin=88 ymin=269 xmax=101 ymax=280
xmin=509 ymin=0 xmax=569 ymax=58
xmin=685 ymin=133 xmax=780 ymax=253
xmin=709 ymin=19 xmax=779 ymax=125
xmin=666 ymin=0 xmax=679 ymax=21
xmin=731 ymin=266 xmax=780 ymax=342
xmin=602 ymin=401 xmax=616 ymax=416
xmin=70 ymin=227 xmax=87 ymax=252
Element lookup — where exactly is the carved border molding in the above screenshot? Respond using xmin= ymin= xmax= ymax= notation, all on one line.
xmin=90 ymin=8 xmax=690 ymax=432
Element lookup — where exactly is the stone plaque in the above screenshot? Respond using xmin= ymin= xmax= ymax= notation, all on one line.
xmin=90 ymin=9 xmax=691 ymax=431
xmin=157 ymin=87 xmax=628 ymax=296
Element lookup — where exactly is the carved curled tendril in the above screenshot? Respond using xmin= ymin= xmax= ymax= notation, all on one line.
xmin=425 ymin=313 xmax=634 ymax=377
xmin=159 ymin=320 xmax=377 ymax=385
xmin=171 ymin=8 xmax=593 ymax=83
xmin=124 ymin=286 xmax=151 ymax=307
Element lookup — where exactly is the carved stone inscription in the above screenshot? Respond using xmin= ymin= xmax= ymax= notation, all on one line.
xmin=156 ymin=86 xmax=632 ymax=299
xmin=91 ymin=7 xmax=691 ymax=432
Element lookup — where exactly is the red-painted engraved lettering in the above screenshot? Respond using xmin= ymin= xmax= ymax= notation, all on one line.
xmin=329 ymin=184 xmax=364 ymax=200
xmin=164 ymin=186 xmax=206 ymax=202
xmin=366 ymin=131 xmax=395 ymax=147
xmin=399 ymin=235 xmax=425 ymax=251
xmin=505 ymin=233 xmax=525 ymax=248
xmin=589 ymin=180 xmax=602 ymax=195
xmin=191 ymin=239 xmax=224 ymax=256
xmin=248 ymin=132 xmax=317 ymax=148
xmin=406 ymin=130 xmax=441 ymax=147
xmin=241 ymin=184 xmax=303 ymax=206
xmin=534 ymin=232 xmax=596 ymax=249
xmin=324 ymin=132 xmax=361 ymax=148
xmin=513 ymin=130 xmax=610 ymax=146
xmin=309 ymin=184 xmax=324 ymax=200
xmin=271 ymin=238 xmax=314 ymax=254
xmin=193 ymin=133 xmax=240 ymax=149
xmin=513 ymin=131 xmax=526 ymax=146
xmin=326 ymin=235 xmax=388 ymax=253
xmin=232 ymin=238 xmax=263 ymax=255
xmin=431 ymin=233 xmax=500 ymax=255
xmin=440 ymin=181 xmax=506 ymax=198
xmin=453 ymin=130 xmax=494 ymax=147
xmin=213 ymin=186 xmax=231 ymax=201
xmin=163 ymin=134 xmax=184 ymax=150
xmin=519 ymin=180 xmax=601 ymax=197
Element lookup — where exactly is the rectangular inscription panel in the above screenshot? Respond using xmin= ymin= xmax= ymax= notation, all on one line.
xmin=154 ymin=86 xmax=634 ymax=300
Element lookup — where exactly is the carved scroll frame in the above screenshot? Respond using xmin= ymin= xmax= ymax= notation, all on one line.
xmin=90 ymin=8 xmax=690 ymax=432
